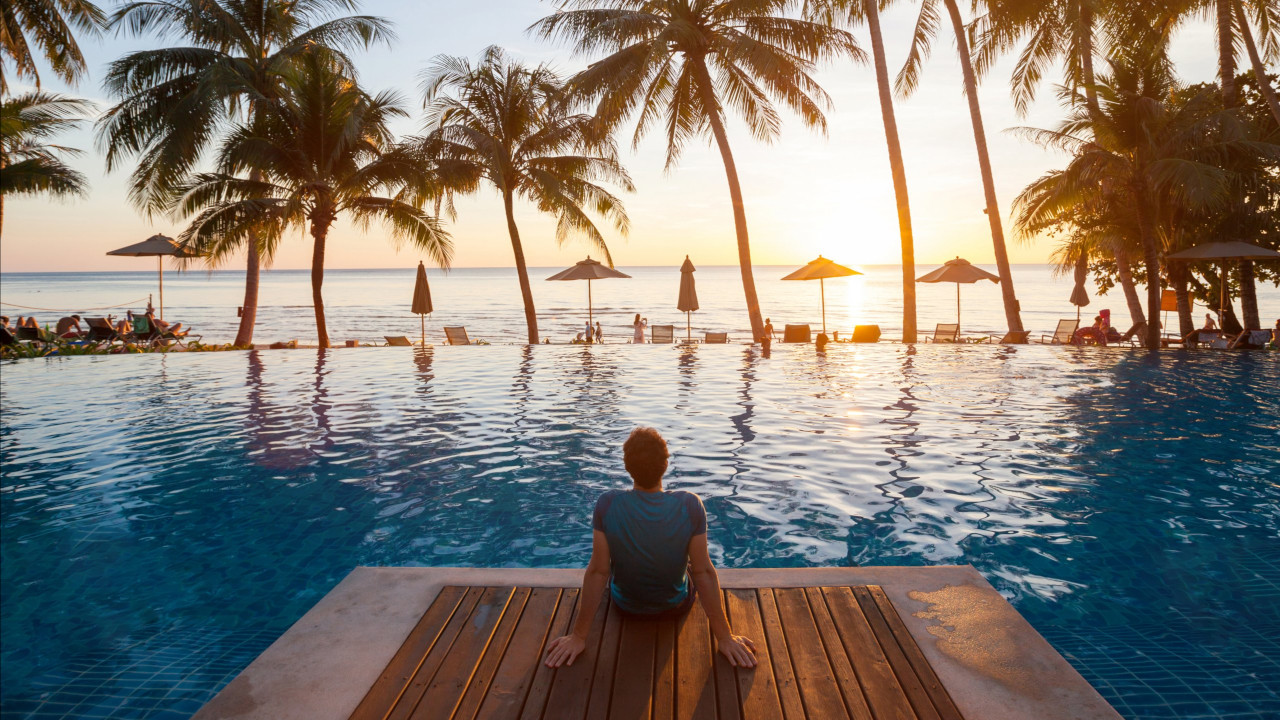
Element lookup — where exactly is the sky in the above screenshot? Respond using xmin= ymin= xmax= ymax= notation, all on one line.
xmin=0 ymin=0 xmax=1221 ymax=272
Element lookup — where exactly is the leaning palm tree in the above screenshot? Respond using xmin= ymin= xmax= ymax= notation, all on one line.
xmin=806 ymin=0 xmax=918 ymax=342
xmin=416 ymin=46 xmax=633 ymax=344
xmin=898 ymin=0 xmax=1026 ymax=335
xmin=0 ymin=91 xmax=92 ymax=237
xmin=532 ymin=0 xmax=863 ymax=343
xmin=173 ymin=55 xmax=452 ymax=348
xmin=0 ymin=0 xmax=105 ymax=93
xmin=97 ymin=0 xmax=392 ymax=347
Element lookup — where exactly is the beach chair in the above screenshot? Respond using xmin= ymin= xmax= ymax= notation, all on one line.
xmin=130 ymin=316 xmax=199 ymax=348
xmin=1040 ymin=319 xmax=1078 ymax=345
xmin=1109 ymin=323 xmax=1145 ymax=347
xmin=84 ymin=317 xmax=123 ymax=345
xmin=444 ymin=327 xmax=470 ymax=345
xmin=704 ymin=332 xmax=728 ymax=344
xmin=15 ymin=326 xmax=53 ymax=345
xmin=926 ymin=323 xmax=960 ymax=343
xmin=1 ymin=326 xmax=16 ymax=347
xmin=851 ymin=325 xmax=881 ymax=343
xmin=384 ymin=336 xmax=413 ymax=347
xmin=651 ymin=325 xmax=675 ymax=343
xmin=1224 ymin=330 xmax=1271 ymax=350
xmin=987 ymin=330 xmax=1031 ymax=344
xmin=1181 ymin=329 xmax=1222 ymax=348
xmin=783 ymin=324 xmax=811 ymax=343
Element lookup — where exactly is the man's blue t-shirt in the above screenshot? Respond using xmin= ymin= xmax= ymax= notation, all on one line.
xmin=592 ymin=489 xmax=707 ymax=614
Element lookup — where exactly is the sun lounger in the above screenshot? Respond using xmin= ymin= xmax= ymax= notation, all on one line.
xmin=1040 ymin=319 xmax=1079 ymax=344
xmin=651 ymin=325 xmax=675 ymax=343
xmin=704 ymin=332 xmax=728 ymax=344
xmin=0 ymin=326 xmax=16 ymax=347
xmin=926 ymin=323 xmax=960 ymax=343
xmin=1225 ymin=329 xmax=1272 ymax=350
xmin=444 ymin=327 xmax=470 ymax=345
xmin=15 ymin=326 xmax=53 ymax=344
xmin=384 ymin=336 xmax=413 ymax=347
xmin=851 ymin=325 xmax=881 ymax=343
xmin=84 ymin=317 xmax=123 ymax=345
xmin=987 ymin=330 xmax=1031 ymax=344
xmin=1181 ymin=329 xmax=1222 ymax=348
xmin=130 ymin=317 xmax=199 ymax=348
xmin=783 ymin=324 xmax=811 ymax=343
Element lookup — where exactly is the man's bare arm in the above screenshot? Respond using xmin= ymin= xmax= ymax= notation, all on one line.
xmin=544 ymin=530 xmax=610 ymax=667
xmin=688 ymin=534 xmax=757 ymax=667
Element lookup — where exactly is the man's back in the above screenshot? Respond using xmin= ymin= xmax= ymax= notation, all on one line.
xmin=593 ymin=488 xmax=705 ymax=614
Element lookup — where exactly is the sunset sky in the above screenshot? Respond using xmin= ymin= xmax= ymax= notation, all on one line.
xmin=1 ymin=0 xmax=1219 ymax=273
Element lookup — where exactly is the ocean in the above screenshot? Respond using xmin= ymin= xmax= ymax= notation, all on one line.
xmin=2 ymin=264 xmax=1276 ymax=345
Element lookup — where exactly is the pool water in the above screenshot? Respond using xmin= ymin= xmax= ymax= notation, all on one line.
xmin=1 ymin=345 xmax=1278 ymax=719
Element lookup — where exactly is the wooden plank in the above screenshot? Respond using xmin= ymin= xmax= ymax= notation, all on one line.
xmin=541 ymin=593 xmax=612 ymax=720
xmin=851 ymin=587 xmax=942 ymax=720
xmin=819 ymin=587 xmax=918 ymax=720
xmin=725 ymin=589 xmax=786 ymax=720
xmin=471 ymin=588 xmax=564 ymax=720
xmin=653 ymin=620 xmax=676 ymax=720
xmin=582 ymin=599 xmax=624 ymax=720
xmin=406 ymin=586 xmax=517 ymax=720
xmin=608 ymin=618 xmax=657 ymax=720
xmin=754 ymin=590 xmax=806 ymax=720
xmin=514 ymin=588 xmax=579 ymax=720
xmin=801 ymin=587 xmax=874 ymax=720
xmin=771 ymin=588 xmax=850 ymax=720
xmin=450 ymin=587 xmax=536 ymax=720
xmin=350 ymin=586 xmax=469 ymax=720
xmin=712 ymin=591 xmax=741 ymax=720
xmin=675 ymin=605 xmax=717 ymax=720
xmin=864 ymin=586 xmax=964 ymax=720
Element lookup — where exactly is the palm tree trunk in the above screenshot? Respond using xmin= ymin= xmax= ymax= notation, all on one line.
xmin=1078 ymin=6 xmax=1102 ymax=123
xmin=691 ymin=58 xmax=765 ymax=343
xmin=1239 ymin=258 xmax=1260 ymax=329
xmin=1218 ymin=0 xmax=1239 ymax=107
xmin=1236 ymin=0 xmax=1280 ymax=131
xmin=1115 ymin=250 xmax=1146 ymax=327
xmin=0 ymin=192 xmax=5 ymax=241
xmin=1172 ymin=262 xmax=1194 ymax=337
xmin=943 ymin=0 xmax=1024 ymax=334
xmin=233 ymin=169 xmax=265 ymax=347
xmin=503 ymin=189 xmax=539 ymax=344
xmin=866 ymin=0 xmax=918 ymax=343
xmin=1134 ymin=192 xmax=1163 ymax=349
xmin=310 ymin=216 xmax=330 ymax=349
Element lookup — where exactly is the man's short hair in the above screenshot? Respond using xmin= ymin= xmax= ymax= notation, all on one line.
xmin=623 ymin=427 xmax=669 ymax=489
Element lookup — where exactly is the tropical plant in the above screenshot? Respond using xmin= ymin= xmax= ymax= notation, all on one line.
xmin=0 ymin=91 xmax=92 ymax=237
xmin=806 ymin=0 xmax=918 ymax=342
xmin=1011 ymin=57 xmax=1279 ymax=348
xmin=532 ymin=0 xmax=863 ymax=342
xmin=898 ymin=0 xmax=1026 ymax=334
xmin=416 ymin=46 xmax=633 ymax=344
xmin=172 ymin=54 xmax=452 ymax=348
xmin=97 ymin=0 xmax=393 ymax=347
xmin=0 ymin=0 xmax=105 ymax=93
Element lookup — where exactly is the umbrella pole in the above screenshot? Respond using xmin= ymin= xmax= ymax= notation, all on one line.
xmin=588 ymin=279 xmax=593 ymax=328
xmin=158 ymin=256 xmax=164 ymax=320
xmin=956 ymin=283 xmax=961 ymax=329
xmin=1220 ymin=261 xmax=1228 ymax=323
xmin=820 ymin=277 xmax=826 ymax=334
xmin=687 ymin=311 xmax=691 ymax=342
xmin=421 ymin=314 xmax=425 ymax=347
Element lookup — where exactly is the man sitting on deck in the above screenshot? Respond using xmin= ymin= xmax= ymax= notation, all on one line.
xmin=544 ymin=427 xmax=758 ymax=669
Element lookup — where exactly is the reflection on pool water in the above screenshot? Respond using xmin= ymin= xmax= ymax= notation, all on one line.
xmin=1 ymin=345 xmax=1278 ymax=719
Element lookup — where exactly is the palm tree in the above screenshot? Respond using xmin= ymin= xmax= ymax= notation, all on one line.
xmin=97 ymin=0 xmax=392 ymax=347
xmin=0 ymin=0 xmax=105 ymax=93
xmin=416 ymin=46 xmax=633 ymax=344
xmin=806 ymin=0 xmax=919 ymax=342
xmin=172 ymin=54 xmax=452 ymax=348
xmin=1012 ymin=57 xmax=1274 ymax=349
xmin=0 ymin=91 xmax=91 ymax=237
xmin=532 ymin=0 xmax=863 ymax=343
xmin=898 ymin=0 xmax=1026 ymax=335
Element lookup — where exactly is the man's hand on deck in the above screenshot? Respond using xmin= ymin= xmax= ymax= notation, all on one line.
xmin=544 ymin=634 xmax=587 ymax=668
xmin=716 ymin=634 xmax=758 ymax=667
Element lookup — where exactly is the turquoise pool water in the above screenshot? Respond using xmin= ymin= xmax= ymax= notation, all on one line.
xmin=1 ymin=345 xmax=1278 ymax=719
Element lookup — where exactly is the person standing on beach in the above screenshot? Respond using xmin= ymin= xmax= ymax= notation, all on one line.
xmin=543 ymin=427 xmax=757 ymax=670
xmin=633 ymin=314 xmax=647 ymax=344
xmin=594 ymin=322 xmax=603 ymax=343
xmin=585 ymin=319 xmax=594 ymax=343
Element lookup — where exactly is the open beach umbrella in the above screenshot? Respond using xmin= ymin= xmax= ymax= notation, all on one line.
xmin=916 ymin=257 xmax=1000 ymax=331
xmin=105 ymin=233 xmax=201 ymax=319
xmin=781 ymin=255 xmax=861 ymax=333
xmin=411 ymin=261 xmax=433 ymax=346
xmin=1069 ymin=255 xmax=1090 ymax=321
xmin=1167 ymin=241 xmax=1280 ymax=324
xmin=546 ymin=257 xmax=631 ymax=326
xmin=677 ymin=256 xmax=699 ymax=342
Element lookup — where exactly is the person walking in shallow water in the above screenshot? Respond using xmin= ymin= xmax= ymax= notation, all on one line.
xmin=632 ymin=314 xmax=647 ymax=344
xmin=594 ymin=322 xmax=603 ymax=343
xmin=543 ymin=427 xmax=757 ymax=669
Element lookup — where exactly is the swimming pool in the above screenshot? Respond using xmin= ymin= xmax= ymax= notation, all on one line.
xmin=2 ymin=345 xmax=1277 ymax=719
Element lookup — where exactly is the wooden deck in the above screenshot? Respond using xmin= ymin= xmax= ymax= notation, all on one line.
xmin=350 ymin=585 xmax=962 ymax=720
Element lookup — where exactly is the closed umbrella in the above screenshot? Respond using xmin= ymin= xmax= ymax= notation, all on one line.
xmin=916 ymin=257 xmax=1000 ymax=332
xmin=105 ymin=233 xmax=201 ymax=320
xmin=1069 ymin=254 xmax=1090 ymax=321
xmin=677 ymin=256 xmax=698 ymax=342
xmin=1167 ymin=241 xmax=1280 ymax=325
xmin=781 ymin=255 xmax=861 ymax=333
xmin=411 ymin=261 xmax=433 ymax=346
xmin=546 ymin=257 xmax=631 ymax=327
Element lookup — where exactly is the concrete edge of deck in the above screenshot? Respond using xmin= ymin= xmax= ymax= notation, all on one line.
xmin=194 ymin=565 xmax=1119 ymax=720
